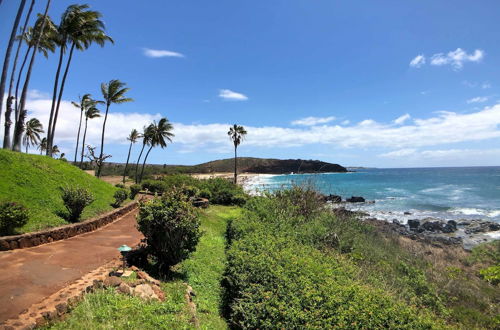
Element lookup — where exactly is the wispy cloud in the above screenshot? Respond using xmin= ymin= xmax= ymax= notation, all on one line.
xmin=482 ymin=82 xmax=492 ymax=89
xmin=467 ymin=96 xmax=488 ymax=104
xmin=380 ymin=148 xmax=500 ymax=166
xmin=27 ymin=89 xmax=49 ymax=99
xmin=143 ymin=48 xmax=184 ymax=58
xmin=218 ymin=89 xmax=248 ymax=101
xmin=393 ymin=113 xmax=411 ymax=125
xmin=409 ymin=55 xmax=426 ymax=68
xmin=291 ymin=116 xmax=336 ymax=126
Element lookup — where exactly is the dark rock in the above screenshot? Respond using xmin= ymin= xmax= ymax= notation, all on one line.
xmin=103 ymin=276 xmax=122 ymax=287
xmin=442 ymin=220 xmax=457 ymax=233
xmin=192 ymin=198 xmax=209 ymax=208
xmin=117 ymin=282 xmax=133 ymax=295
xmin=324 ymin=194 xmax=342 ymax=203
xmin=404 ymin=211 xmax=412 ymax=215
xmin=465 ymin=221 xmax=500 ymax=234
xmin=346 ymin=196 xmax=365 ymax=203
xmin=408 ymin=219 xmax=420 ymax=230
xmin=421 ymin=219 xmax=445 ymax=232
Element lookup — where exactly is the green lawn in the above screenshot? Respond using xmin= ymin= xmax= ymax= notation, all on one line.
xmin=47 ymin=205 xmax=240 ymax=329
xmin=0 ymin=149 xmax=119 ymax=233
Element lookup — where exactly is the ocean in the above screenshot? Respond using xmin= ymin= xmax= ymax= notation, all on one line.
xmin=245 ymin=167 xmax=500 ymax=225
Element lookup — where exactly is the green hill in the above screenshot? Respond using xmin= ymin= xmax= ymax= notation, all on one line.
xmin=0 ymin=149 xmax=119 ymax=234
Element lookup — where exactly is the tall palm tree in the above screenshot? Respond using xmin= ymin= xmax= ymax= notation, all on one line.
xmin=139 ymin=118 xmax=174 ymax=183
xmin=38 ymin=137 xmax=47 ymax=155
xmin=0 ymin=0 xmax=27 ymax=128
xmin=79 ymin=103 xmax=100 ymax=167
xmin=12 ymin=0 xmax=52 ymax=152
xmin=123 ymin=128 xmax=140 ymax=184
xmin=228 ymin=124 xmax=247 ymax=184
xmin=134 ymin=125 xmax=152 ymax=184
xmin=47 ymin=4 xmax=113 ymax=154
xmin=23 ymin=117 xmax=43 ymax=153
xmin=71 ymin=94 xmax=91 ymax=162
xmin=97 ymin=79 xmax=133 ymax=177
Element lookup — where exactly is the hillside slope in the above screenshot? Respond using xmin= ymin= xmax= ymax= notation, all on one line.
xmin=0 ymin=149 xmax=118 ymax=233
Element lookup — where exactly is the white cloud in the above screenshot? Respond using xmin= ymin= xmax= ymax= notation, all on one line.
xmin=467 ymin=96 xmax=488 ymax=104
xmin=341 ymin=120 xmax=350 ymax=125
xmin=291 ymin=116 xmax=335 ymax=126
xmin=380 ymin=148 xmax=417 ymax=158
xmin=393 ymin=113 xmax=411 ymax=125
xmin=430 ymin=48 xmax=484 ymax=70
xmin=27 ymin=89 xmax=49 ymax=99
xmin=409 ymin=55 xmax=426 ymax=68
xmin=380 ymin=148 xmax=500 ymax=165
xmin=218 ymin=89 xmax=248 ymax=101
xmin=482 ymin=82 xmax=491 ymax=89
xmin=143 ymin=48 xmax=184 ymax=58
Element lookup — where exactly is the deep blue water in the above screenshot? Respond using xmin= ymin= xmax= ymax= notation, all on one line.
xmin=246 ymin=167 xmax=500 ymax=224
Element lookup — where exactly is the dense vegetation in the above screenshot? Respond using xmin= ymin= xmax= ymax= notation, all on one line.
xmin=0 ymin=149 xmax=119 ymax=233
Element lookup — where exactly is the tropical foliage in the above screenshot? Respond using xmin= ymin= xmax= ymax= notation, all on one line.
xmin=227 ymin=124 xmax=247 ymax=184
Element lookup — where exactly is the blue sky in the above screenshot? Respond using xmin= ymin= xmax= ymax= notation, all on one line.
xmin=1 ymin=0 xmax=500 ymax=167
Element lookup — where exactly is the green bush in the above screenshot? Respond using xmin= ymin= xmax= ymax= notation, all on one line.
xmin=113 ymin=188 xmax=128 ymax=207
xmin=141 ymin=180 xmax=167 ymax=193
xmin=480 ymin=265 xmax=500 ymax=285
xmin=136 ymin=189 xmax=201 ymax=272
xmin=114 ymin=183 xmax=125 ymax=189
xmin=61 ymin=187 xmax=95 ymax=222
xmin=129 ymin=184 xmax=141 ymax=199
xmin=181 ymin=185 xmax=199 ymax=198
xmin=0 ymin=201 xmax=29 ymax=235
xmin=198 ymin=188 xmax=212 ymax=200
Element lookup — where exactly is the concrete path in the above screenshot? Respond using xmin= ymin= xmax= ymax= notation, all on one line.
xmin=0 ymin=209 xmax=143 ymax=322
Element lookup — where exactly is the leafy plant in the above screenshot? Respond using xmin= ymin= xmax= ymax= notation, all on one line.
xmin=114 ymin=183 xmax=125 ymax=189
xmin=112 ymin=188 xmax=128 ymax=207
xmin=129 ymin=184 xmax=141 ymax=199
xmin=61 ymin=186 xmax=95 ymax=222
xmin=0 ymin=201 xmax=29 ymax=235
xmin=480 ymin=265 xmax=500 ymax=285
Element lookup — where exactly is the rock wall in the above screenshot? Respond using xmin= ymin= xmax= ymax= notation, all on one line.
xmin=0 ymin=201 xmax=138 ymax=251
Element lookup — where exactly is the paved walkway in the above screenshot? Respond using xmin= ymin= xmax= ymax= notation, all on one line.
xmin=0 ymin=209 xmax=143 ymax=322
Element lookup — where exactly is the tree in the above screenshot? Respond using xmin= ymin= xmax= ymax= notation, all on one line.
xmin=227 ymin=124 xmax=247 ymax=184
xmin=123 ymin=128 xmax=140 ymax=184
xmin=97 ymin=79 xmax=133 ymax=177
xmin=51 ymin=144 xmax=60 ymax=157
xmin=79 ymin=103 xmax=100 ymax=167
xmin=23 ymin=117 xmax=43 ymax=153
xmin=85 ymin=145 xmax=111 ymax=174
xmin=134 ymin=125 xmax=151 ymax=184
xmin=0 ymin=0 xmax=27 ymax=129
xmin=71 ymin=94 xmax=92 ymax=162
xmin=47 ymin=5 xmax=113 ymax=153
xmin=38 ymin=137 xmax=47 ymax=155
xmin=12 ymin=0 xmax=53 ymax=152
xmin=139 ymin=118 xmax=174 ymax=183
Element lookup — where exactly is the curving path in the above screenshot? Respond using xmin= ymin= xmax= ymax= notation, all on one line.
xmin=0 ymin=209 xmax=143 ymax=322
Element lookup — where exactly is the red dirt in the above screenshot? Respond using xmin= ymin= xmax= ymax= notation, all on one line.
xmin=0 ymin=209 xmax=143 ymax=322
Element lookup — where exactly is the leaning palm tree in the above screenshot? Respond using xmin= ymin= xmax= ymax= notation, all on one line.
xmin=134 ymin=125 xmax=152 ymax=184
xmin=228 ymin=124 xmax=247 ymax=184
xmin=79 ymin=103 xmax=100 ymax=167
xmin=72 ymin=94 xmax=92 ymax=162
xmin=123 ymin=129 xmax=141 ymax=184
xmin=97 ymin=79 xmax=133 ymax=177
xmin=138 ymin=118 xmax=174 ymax=183
xmin=23 ymin=117 xmax=43 ymax=153
xmin=47 ymin=4 xmax=113 ymax=152
xmin=38 ymin=137 xmax=47 ymax=155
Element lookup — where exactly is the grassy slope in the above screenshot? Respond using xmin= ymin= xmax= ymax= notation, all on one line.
xmin=0 ymin=149 xmax=118 ymax=233
xmin=47 ymin=205 xmax=239 ymax=329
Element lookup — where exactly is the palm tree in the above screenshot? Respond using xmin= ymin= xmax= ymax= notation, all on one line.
xmin=134 ymin=125 xmax=152 ymax=184
xmin=97 ymin=79 xmax=133 ymax=177
xmin=51 ymin=144 xmax=59 ymax=157
xmin=72 ymin=94 xmax=92 ymax=162
xmin=139 ymin=118 xmax=174 ymax=183
xmin=23 ymin=117 xmax=43 ymax=153
xmin=123 ymin=129 xmax=140 ymax=184
xmin=12 ymin=0 xmax=53 ymax=152
xmin=0 ymin=0 xmax=27 ymax=128
xmin=38 ymin=137 xmax=47 ymax=155
xmin=79 ymin=103 xmax=100 ymax=167
xmin=47 ymin=4 xmax=113 ymax=154
xmin=228 ymin=124 xmax=247 ymax=184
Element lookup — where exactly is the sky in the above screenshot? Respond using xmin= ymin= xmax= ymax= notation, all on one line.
xmin=1 ymin=0 xmax=500 ymax=168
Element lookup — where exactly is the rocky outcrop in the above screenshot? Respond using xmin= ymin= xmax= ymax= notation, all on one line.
xmin=346 ymin=196 xmax=366 ymax=203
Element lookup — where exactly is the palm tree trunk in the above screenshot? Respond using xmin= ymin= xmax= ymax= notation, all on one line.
xmin=3 ymin=96 xmax=14 ymax=148
xmin=0 ymin=0 xmax=27 ymax=128
xmin=47 ymin=43 xmax=65 ymax=155
xmin=96 ymin=102 xmax=110 ymax=178
xmin=26 ymin=143 xmax=28 ymax=153
xmin=51 ymin=42 xmax=75 ymax=147
xmin=74 ymin=108 xmax=83 ymax=162
xmin=79 ymin=118 xmax=88 ymax=168
xmin=234 ymin=145 xmax=238 ymax=184
xmin=139 ymin=146 xmax=153 ymax=184
xmin=134 ymin=144 xmax=146 ymax=184
xmin=14 ymin=46 xmax=32 ymax=118
xmin=123 ymin=141 xmax=133 ymax=184
xmin=8 ymin=0 xmax=35 ymax=124
xmin=12 ymin=0 xmax=51 ymax=152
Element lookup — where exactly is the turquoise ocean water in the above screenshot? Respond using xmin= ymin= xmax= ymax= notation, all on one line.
xmin=245 ymin=167 xmax=500 ymax=225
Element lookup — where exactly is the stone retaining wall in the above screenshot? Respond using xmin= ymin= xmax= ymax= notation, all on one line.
xmin=0 ymin=201 xmax=138 ymax=251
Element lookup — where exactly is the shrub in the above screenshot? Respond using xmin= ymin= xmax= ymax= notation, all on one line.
xmin=141 ymin=180 xmax=168 ymax=194
xmin=181 ymin=185 xmax=199 ymax=198
xmin=61 ymin=187 xmax=95 ymax=222
xmin=480 ymin=265 xmax=500 ymax=285
xmin=113 ymin=188 xmax=128 ymax=207
xmin=0 ymin=201 xmax=29 ymax=235
xmin=136 ymin=190 xmax=201 ymax=272
xmin=114 ymin=183 xmax=125 ymax=189
xmin=129 ymin=184 xmax=141 ymax=199
xmin=198 ymin=188 xmax=212 ymax=200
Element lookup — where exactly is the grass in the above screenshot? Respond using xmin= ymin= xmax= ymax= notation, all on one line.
xmin=46 ymin=205 xmax=240 ymax=329
xmin=0 ymin=149 xmax=119 ymax=233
